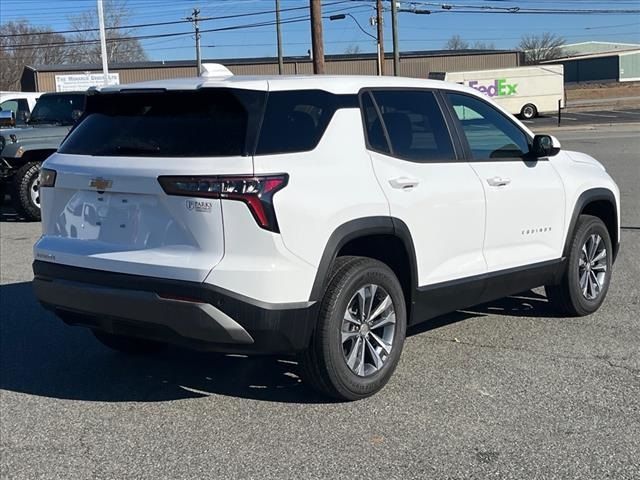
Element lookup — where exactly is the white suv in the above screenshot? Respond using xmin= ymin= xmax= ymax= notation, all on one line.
xmin=33 ymin=72 xmax=620 ymax=400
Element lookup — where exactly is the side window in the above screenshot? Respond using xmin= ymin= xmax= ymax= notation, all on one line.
xmin=256 ymin=90 xmax=342 ymax=155
xmin=0 ymin=100 xmax=18 ymax=114
xmin=361 ymin=92 xmax=390 ymax=154
xmin=369 ymin=89 xmax=455 ymax=162
xmin=447 ymin=92 xmax=530 ymax=160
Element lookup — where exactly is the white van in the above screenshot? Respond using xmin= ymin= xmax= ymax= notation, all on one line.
xmin=430 ymin=65 xmax=564 ymax=119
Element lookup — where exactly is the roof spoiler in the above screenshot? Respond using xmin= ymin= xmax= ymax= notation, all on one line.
xmin=200 ymin=63 xmax=233 ymax=78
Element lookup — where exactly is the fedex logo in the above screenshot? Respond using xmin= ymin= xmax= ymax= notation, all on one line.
xmin=467 ymin=79 xmax=518 ymax=97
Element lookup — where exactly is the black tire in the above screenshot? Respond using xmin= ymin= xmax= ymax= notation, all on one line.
xmin=11 ymin=161 xmax=41 ymax=221
xmin=299 ymin=256 xmax=407 ymax=401
xmin=546 ymin=215 xmax=613 ymax=316
xmin=520 ymin=103 xmax=538 ymax=120
xmin=92 ymin=330 xmax=167 ymax=355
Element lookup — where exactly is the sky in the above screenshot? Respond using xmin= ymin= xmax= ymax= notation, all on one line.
xmin=1 ymin=0 xmax=639 ymax=62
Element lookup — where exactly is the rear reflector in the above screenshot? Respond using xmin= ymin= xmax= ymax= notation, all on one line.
xmin=158 ymin=174 xmax=288 ymax=232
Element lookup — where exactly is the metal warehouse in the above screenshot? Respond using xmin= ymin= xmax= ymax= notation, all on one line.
xmin=20 ymin=49 xmax=521 ymax=92
xmin=542 ymin=47 xmax=640 ymax=84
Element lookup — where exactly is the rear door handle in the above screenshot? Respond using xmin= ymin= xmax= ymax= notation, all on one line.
xmin=389 ymin=177 xmax=420 ymax=190
xmin=486 ymin=176 xmax=511 ymax=187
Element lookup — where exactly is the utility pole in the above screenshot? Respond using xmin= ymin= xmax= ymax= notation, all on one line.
xmin=187 ymin=8 xmax=202 ymax=74
xmin=391 ymin=0 xmax=399 ymax=75
xmin=276 ymin=0 xmax=284 ymax=74
xmin=376 ymin=0 xmax=385 ymax=75
xmin=309 ymin=0 xmax=325 ymax=74
xmin=96 ymin=0 xmax=109 ymax=85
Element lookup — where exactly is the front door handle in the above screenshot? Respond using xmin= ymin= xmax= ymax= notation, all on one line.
xmin=389 ymin=177 xmax=420 ymax=190
xmin=486 ymin=176 xmax=511 ymax=187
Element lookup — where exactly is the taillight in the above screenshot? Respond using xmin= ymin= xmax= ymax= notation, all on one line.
xmin=158 ymin=174 xmax=288 ymax=232
xmin=40 ymin=168 xmax=57 ymax=188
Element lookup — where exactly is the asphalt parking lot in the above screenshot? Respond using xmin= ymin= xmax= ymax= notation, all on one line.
xmin=523 ymin=107 xmax=640 ymax=128
xmin=1 ymin=122 xmax=639 ymax=479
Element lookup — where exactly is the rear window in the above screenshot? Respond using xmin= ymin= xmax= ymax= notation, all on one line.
xmin=59 ymin=89 xmax=265 ymax=157
xmin=60 ymin=88 xmax=356 ymax=158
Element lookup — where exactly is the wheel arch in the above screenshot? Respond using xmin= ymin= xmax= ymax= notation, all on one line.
xmin=564 ymin=188 xmax=619 ymax=262
xmin=4 ymin=149 xmax=56 ymax=170
xmin=308 ymin=217 xmax=418 ymax=317
xmin=20 ymin=149 xmax=56 ymax=164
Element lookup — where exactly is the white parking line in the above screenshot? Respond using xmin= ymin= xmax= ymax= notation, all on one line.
xmin=560 ymin=116 xmax=578 ymax=120
xmin=575 ymin=112 xmax=618 ymax=118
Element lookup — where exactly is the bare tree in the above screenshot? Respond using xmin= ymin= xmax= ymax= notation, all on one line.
xmin=344 ymin=44 xmax=362 ymax=55
xmin=444 ymin=35 xmax=469 ymax=50
xmin=519 ymin=32 xmax=566 ymax=64
xmin=445 ymin=35 xmax=497 ymax=51
xmin=66 ymin=0 xmax=147 ymax=64
xmin=0 ymin=21 xmax=67 ymax=90
xmin=473 ymin=41 xmax=496 ymax=50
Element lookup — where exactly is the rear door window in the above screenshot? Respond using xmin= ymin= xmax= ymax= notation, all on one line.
xmin=59 ymin=89 xmax=266 ymax=157
xmin=368 ymin=90 xmax=455 ymax=162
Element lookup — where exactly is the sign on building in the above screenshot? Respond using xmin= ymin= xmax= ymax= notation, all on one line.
xmin=54 ymin=72 xmax=120 ymax=92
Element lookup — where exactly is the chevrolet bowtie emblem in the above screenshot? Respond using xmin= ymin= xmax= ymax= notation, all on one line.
xmin=90 ymin=177 xmax=113 ymax=190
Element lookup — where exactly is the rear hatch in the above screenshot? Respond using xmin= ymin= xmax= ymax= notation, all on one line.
xmin=35 ymin=86 xmax=267 ymax=282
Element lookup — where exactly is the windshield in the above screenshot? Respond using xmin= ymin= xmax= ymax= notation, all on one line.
xmin=29 ymin=94 xmax=85 ymax=126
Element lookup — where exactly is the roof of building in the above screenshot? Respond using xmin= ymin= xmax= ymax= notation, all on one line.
xmin=542 ymin=48 xmax=640 ymax=63
xmin=25 ymin=48 xmax=519 ymax=73
xmin=559 ymin=41 xmax=640 ymax=57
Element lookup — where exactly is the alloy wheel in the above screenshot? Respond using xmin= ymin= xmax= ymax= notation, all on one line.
xmin=341 ymin=284 xmax=396 ymax=377
xmin=579 ymin=233 xmax=607 ymax=300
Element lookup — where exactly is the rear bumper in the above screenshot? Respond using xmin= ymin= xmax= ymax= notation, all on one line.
xmin=32 ymin=261 xmax=318 ymax=354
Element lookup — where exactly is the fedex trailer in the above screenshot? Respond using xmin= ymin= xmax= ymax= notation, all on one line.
xmin=430 ymin=65 xmax=564 ymax=119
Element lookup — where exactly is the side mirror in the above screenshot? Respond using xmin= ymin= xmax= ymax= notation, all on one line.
xmin=531 ymin=134 xmax=561 ymax=158
xmin=0 ymin=110 xmax=15 ymax=128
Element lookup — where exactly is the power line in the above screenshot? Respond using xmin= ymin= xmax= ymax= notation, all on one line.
xmin=0 ymin=0 xmax=358 ymax=38
xmin=3 ymin=4 xmax=371 ymax=51
xmin=2 ymin=28 xmax=637 ymax=63
xmin=402 ymin=1 xmax=640 ymax=14
xmin=2 ymin=1 xmax=638 ymax=54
